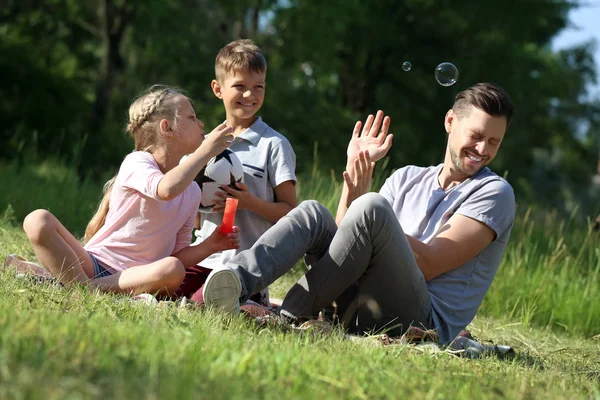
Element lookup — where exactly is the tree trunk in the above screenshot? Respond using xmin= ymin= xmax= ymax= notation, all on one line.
xmin=83 ymin=0 xmax=135 ymax=175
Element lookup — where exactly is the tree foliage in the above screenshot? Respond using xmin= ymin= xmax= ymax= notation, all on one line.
xmin=1 ymin=0 xmax=599 ymax=213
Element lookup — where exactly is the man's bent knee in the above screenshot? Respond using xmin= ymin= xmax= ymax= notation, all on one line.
xmin=345 ymin=193 xmax=397 ymax=228
xmin=296 ymin=200 xmax=330 ymax=221
xmin=351 ymin=193 xmax=391 ymax=214
xmin=23 ymin=209 xmax=56 ymax=244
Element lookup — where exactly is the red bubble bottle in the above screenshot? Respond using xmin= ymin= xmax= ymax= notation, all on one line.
xmin=220 ymin=198 xmax=239 ymax=234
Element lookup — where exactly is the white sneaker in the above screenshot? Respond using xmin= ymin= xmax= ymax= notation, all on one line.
xmin=131 ymin=293 xmax=158 ymax=306
xmin=202 ymin=268 xmax=241 ymax=314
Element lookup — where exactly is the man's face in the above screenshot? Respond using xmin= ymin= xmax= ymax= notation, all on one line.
xmin=212 ymin=70 xmax=266 ymax=120
xmin=445 ymin=105 xmax=507 ymax=177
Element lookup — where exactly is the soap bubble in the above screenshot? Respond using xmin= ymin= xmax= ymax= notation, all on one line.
xmin=435 ymin=62 xmax=459 ymax=86
xmin=402 ymin=61 xmax=412 ymax=72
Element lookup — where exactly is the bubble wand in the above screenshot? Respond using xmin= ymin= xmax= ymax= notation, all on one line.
xmin=220 ymin=198 xmax=238 ymax=234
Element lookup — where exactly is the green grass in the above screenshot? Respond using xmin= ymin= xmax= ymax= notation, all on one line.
xmin=1 ymin=159 xmax=600 ymax=399
xmin=0 ymin=247 xmax=599 ymax=399
xmin=480 ymin=208 xmax=600 ymax=337
xmin=0 ymin=160 xmax=107 ymax=236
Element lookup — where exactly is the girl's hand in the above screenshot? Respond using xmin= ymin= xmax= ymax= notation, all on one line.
xmin=201 ymin=124 xmax=233 ymax=158
xmin=207 ymin=225 xmax=240 ymax=252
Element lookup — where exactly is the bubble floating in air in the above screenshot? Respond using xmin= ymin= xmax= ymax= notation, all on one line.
xmin=435 ymin=62 xmax=459 ymax=86
xmin=402 ymin=61 xmax=412 ymax=72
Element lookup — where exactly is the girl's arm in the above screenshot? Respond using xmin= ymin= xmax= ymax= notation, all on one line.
xmin=158 ymin=124 xmax=232 ymax=201
xmin=173 ymin=226 xmax=240 ymax=268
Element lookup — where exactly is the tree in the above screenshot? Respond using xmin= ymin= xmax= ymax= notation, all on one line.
xmin=1 ymin=0 xmax=598 ymax=214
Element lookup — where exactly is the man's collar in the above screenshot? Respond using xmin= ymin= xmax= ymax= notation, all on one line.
xmin=236 ymin=116 xmax=267 ymax=145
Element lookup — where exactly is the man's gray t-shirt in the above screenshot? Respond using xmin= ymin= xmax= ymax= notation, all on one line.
xmin=379 ymin=164 xmax=515 ymax=343
xmin=197 ymin=117 xmax=297 ymax=270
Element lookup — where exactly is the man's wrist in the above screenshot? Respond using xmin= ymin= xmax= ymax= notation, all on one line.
xmin=345 ymin=162 xmax=356 ymax=180
xmin=340 ymin=185 xmax=353 ymax=207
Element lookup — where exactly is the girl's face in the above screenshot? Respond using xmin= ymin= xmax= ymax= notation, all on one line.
xmin=173 ymin=96 xmax=205 ymax=152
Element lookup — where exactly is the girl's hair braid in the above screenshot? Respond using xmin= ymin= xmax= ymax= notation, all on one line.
xmin=126 ymin=85 xmax=189 ymax=152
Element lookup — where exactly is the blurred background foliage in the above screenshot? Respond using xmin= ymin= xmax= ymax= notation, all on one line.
xmin=1 ymin=0 xmax=600 ymax=218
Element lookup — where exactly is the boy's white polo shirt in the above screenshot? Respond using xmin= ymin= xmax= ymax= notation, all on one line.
xmin=196 ymin=116 xmax=297 ymax=269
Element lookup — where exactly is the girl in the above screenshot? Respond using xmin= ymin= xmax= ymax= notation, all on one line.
xmin=20 ymin=85 xmax=241 ymax=310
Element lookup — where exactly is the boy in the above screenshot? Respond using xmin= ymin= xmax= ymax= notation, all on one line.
xmin=173 ymin=39 xmax=297 ymax=309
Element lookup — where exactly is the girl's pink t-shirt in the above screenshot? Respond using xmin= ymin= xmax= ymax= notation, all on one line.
xmin=84 ymin=151 xmax=201 ymax=273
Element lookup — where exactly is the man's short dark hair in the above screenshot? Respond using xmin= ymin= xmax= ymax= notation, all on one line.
xmin=453 ymin=83 xmax=514 ymax=126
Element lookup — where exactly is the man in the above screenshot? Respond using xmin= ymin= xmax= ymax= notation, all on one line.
xmin=206 ymin=82 xmax=515 ymax=345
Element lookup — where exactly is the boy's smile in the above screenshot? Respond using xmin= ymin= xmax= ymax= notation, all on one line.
xmin=212 ymin=70 xmax=266 ymax=127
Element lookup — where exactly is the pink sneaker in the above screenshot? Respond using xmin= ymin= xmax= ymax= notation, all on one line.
xmin=4 ymin=254 xmax=53 ymax=278
xmin=240 ymin=300 xmax=274 ymax=319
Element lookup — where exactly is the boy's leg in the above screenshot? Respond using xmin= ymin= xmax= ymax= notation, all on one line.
xmin=225 ymin=200 xmax=337 ymax=301
xmin=23 ymin=210 xmax=94 ymax=284
xmin=280 ymin=193 xmax=432 ymax=335
xmin=171 ymin=265 xmax=212 ymax=300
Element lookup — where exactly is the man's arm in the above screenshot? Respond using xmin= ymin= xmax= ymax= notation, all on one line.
xmin=407 ymin=214 xmax=496 ymax=281
xmin=336 ymin=151 xmax=374 ymax=225
xmin=335 ymin=180 xmax=353 ymax=226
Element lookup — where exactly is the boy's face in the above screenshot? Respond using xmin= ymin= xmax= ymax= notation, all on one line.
xmin=212 ymin=70 xmax=266 ymax=121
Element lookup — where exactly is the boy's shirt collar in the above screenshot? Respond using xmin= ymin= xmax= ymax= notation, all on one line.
xmin=228 ymin=116 xmax=267 ymax=145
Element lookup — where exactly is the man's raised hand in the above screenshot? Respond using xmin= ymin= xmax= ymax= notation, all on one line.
xmin=346 ymin=110 xmax=393 ymax=168
xmin=343 ymin=151 xmax=375 ymax=203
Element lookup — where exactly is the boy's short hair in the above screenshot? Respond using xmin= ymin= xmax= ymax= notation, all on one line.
xmin=215 ymin=39 xmax=267 ymax=82
xmin=453 ymin=82 xmax=514 ymax=126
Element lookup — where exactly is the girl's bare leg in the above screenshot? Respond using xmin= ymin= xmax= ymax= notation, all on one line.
xmin=88 ymin=257 xmax=185 ymax=296
xmin=23 ymin=210 xmax=94 ymax=285
xmin=22 ymin=209 xmax=186 ymax=296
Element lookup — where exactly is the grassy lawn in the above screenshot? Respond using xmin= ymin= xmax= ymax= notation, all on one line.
xmin=0 ymin=161 xmax=599 ymax=399
xmin=1 ymin=222 xmax=599 ymax=399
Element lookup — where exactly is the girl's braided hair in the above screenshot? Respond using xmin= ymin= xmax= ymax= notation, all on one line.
xmin=126 ymin=85 xmax=188 ymax=152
